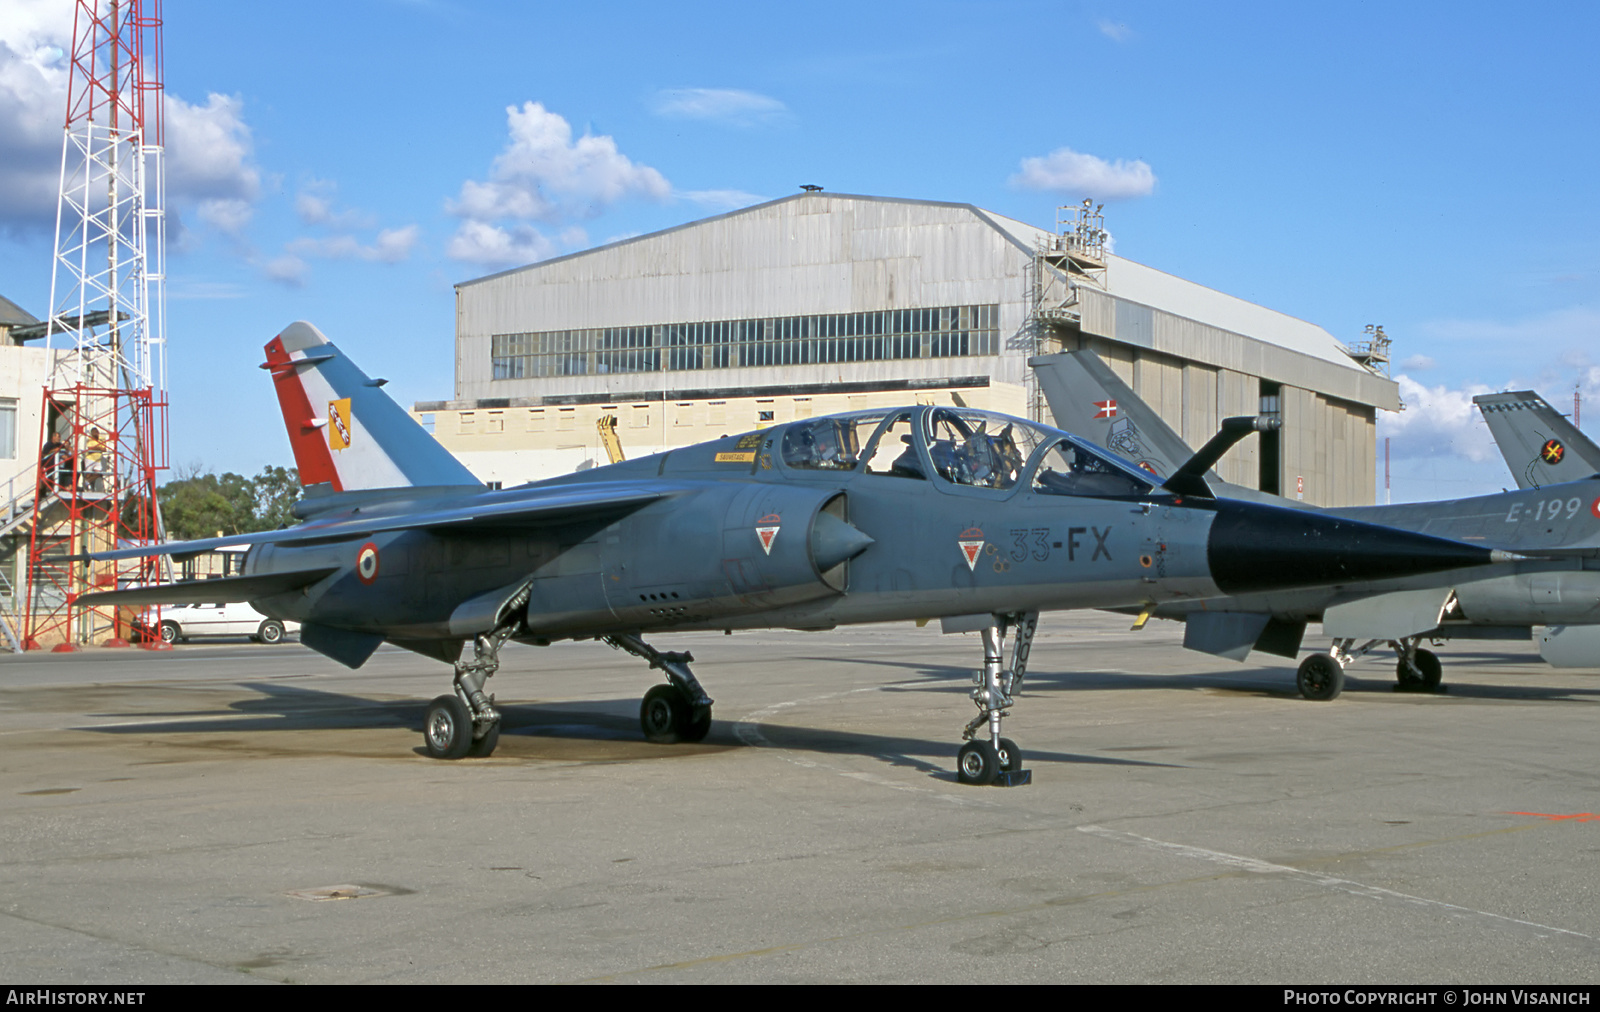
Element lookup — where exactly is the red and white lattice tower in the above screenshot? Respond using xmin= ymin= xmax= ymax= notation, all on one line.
xmin=24 ymin=0 xmax=169 ymax=650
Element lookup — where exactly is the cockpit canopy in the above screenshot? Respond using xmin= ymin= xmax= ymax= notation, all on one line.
xmin=778 ymin=407 xmax=1157 ymax=498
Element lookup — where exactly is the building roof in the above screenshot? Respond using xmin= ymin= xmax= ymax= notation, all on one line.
xmin=0 ymin=293 xmax=39 ymax=328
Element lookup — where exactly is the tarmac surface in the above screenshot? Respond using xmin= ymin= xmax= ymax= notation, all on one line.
xmin=2 ymin=613 xmax=1598 ymax=984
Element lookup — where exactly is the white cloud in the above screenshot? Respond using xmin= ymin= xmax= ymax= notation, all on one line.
xmin=197 ymin=198 xmax=254 ymax=235
xmin=0 ymin=8 xmax=264 ymax=239
xmin=0 ymin=29 xmax=71 ymax=232
xmin=164 ymin=92 xmax=260 ymax=213
xmin=445 ymin=101 xmax=670 ymax=267
xmin=651 ymin=88 xmax=786 ymax=126
xmin=448 ymin=101 xmax=670 ymax=223
xmin=1097 ymin=19 xmax=1133 ymax=42
xmin=286 ymin=225 xmax=419 ymax=265
xmin=445 ymin=220 xmax=557 ymax=267
xmin=294 ymin=179 xmax=374 ymax=229
xmin=1010 ymin=146 xmax=1156 ymax=200
xmin=1380 ymin=374 xmax=1499 ymax=464
xmin=263 ymin=253 xmax=308 ymax=287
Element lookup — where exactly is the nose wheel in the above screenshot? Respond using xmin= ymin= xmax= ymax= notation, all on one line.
xmin=956 ymin=614 xmax=1035 ymax=786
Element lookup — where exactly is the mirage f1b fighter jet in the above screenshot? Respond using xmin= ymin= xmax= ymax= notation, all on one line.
xmin=87 ymin=324 xmax=1520 ymax=785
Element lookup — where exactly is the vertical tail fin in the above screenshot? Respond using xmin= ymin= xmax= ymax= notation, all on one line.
xmin=262 ymin=322 xmax=481 ymax=491
xmin=1473 ymin=390 xmax=1600 ymax=490
xmin=1029 ymin=349 xmax=1194 ymax=478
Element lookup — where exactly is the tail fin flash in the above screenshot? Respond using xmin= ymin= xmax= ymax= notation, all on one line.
xmin=1473 ymin=390 xmax=1600 ymax=490
xmin=263 ymin=322 xmax=481 ymax=491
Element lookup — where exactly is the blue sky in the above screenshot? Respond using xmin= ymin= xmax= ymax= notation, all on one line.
xmin=1 ymin=0 xmax=1596 ymax=501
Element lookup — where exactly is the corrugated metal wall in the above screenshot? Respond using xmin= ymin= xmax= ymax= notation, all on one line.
xmin=455 ymin=195 xmax=1031 ymax=404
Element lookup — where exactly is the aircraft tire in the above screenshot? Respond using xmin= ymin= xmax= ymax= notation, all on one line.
xmin=677 ymin=704 xmax=712 ymax=743
xmin=641 ymin=684 xmax=684 ymax=744
xmin=997 ymin=737 xmax=1023 ymax=773
xmin=467 ymin=719 xmax=501 ymax=758
xmin=424 ymin=694 xmax=473 ymax=760
xmin=159 ymin=621 xmax=181 ymax=645
xmin=1297 ymin=653 xmax=1345 ymax=701
xmin=1397 ymin=648 xmax=1443 ymax=690
xmin=957 ymin=740 xmax=1001 ymax=786
xmin=258 ymin=620 xmax=285 ymax=645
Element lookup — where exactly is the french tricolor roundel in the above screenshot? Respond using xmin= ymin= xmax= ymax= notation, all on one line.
xmin=1592 ymin=496 xmax=1600 ymax=520
xmin=357 ymin=542 xmax=380 ymax=584
xmin=1094 ymin=399 xmax=1118 ymax=419
xmin=755 ymin=514 xmax=781 ymax=555
xmin=957 ymin=528 xmax=985 ymax=571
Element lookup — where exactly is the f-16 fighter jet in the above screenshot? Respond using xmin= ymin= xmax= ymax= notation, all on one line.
xmin=1033 ymin=349 xmax=1600 ymax=692
xmin=86 ymin=324 xmax=1518 ymax=785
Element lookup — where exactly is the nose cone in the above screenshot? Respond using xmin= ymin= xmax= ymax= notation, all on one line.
xmin=1207 ymin=500 xmax=1499 ymax=594
xmin=810 ymin=509 xmax=875 ymax=572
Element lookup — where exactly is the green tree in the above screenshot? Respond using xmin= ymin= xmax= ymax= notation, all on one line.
xmin=157 ymin=465 xmax=300 ymax=540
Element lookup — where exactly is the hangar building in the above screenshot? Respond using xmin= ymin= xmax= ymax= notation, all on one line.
xmin=419 ymin=192 xmax=1398 ymax=507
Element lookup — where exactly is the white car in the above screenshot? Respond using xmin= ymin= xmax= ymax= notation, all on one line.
xmin=142 ymin=602 xmax=299 ymax=645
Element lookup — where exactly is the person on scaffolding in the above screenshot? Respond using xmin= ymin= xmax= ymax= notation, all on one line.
xmin=37 ymin=431 xmax=65 ymax=499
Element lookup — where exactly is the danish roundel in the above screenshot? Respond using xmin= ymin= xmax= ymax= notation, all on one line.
xmin=357 ymin=542 xmax=380 ymax=585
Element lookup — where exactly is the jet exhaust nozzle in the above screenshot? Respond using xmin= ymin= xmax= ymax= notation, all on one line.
xmin=1207 ymin=500 xmax=1500 ymax=595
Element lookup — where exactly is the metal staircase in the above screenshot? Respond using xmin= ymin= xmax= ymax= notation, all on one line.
xmin=0 ymin=462 xmax=41 ymax=653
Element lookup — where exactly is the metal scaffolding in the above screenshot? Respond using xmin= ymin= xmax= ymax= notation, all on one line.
xmin=1027 ymin=199 xmax=1109 ymax=422
xmin=23 ymin=0 xmax=168 ymax=651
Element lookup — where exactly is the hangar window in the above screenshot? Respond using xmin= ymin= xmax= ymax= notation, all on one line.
xmin=489 ymin=304 xmax=999 ymax=381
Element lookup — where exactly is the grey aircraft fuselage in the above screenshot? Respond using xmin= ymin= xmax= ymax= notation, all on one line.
xmin=240 ymin=407 xmax=1499 ymax=649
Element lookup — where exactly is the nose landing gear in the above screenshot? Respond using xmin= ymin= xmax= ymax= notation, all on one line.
xmin=957 ymin=612 xmax=1036 ymax=786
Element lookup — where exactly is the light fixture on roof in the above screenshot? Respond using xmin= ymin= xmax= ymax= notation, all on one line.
xmin=800 ymin=184 xmax=823 ymax=192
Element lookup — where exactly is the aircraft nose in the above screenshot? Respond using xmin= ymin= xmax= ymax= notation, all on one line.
xmin=1206 ymin=500 xmax=1499 ymax=594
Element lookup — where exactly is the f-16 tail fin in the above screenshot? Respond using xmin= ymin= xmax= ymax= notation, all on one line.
xmin=263 ymin=322 xmax=481 ymax=492
xmin=1473 ymin=390 xmax=1600 ymax=490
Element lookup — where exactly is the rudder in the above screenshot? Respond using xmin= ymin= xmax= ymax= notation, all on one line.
xmin=263 ymin=321 xmax=481 ymax=491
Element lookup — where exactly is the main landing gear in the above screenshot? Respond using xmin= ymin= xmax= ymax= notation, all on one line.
xmin=1294 ymin=636 xmax=1446 ymax=701
xmin=606 ymin=633 xmax=715 ymax=744
xmin=958 ymin=611 xmax=1037 ymax=787
xmin=424 ymin=626 xmax=515 ymax=759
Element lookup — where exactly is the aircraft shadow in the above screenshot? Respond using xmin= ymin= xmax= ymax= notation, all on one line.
xmin=820 ymin=653 xmax=1600 ymax=705
xmin=77 ymin=679 xmax=1181 ymax=776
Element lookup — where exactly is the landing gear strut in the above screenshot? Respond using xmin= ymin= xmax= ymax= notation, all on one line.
xmin=422 ymin=583 xmax=535 ymax=760
xmin=424 ymin=625 xmax=516 ymax=759
xmin=1305 ymin=634 xmax=1445 ymax=700
xmin=606 ymin=633 xmax=714 ymax=743
xmin=958 ymin=612 xmax=1036 ymax=786
xmin=1394 ymin=637 xmax=1443 ymax=692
